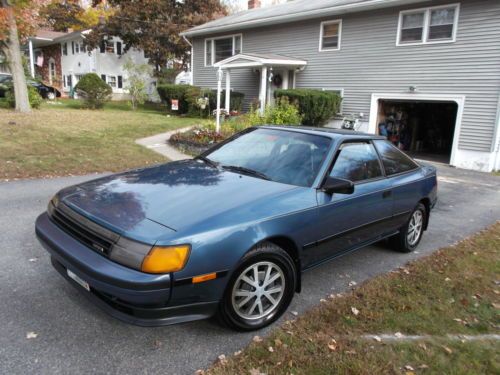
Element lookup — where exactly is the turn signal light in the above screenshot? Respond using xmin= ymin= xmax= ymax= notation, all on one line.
xmin=192 ymin=272 xmax=217 ymax=284
xmin=141 ymin=245 xmax=190 ymax=274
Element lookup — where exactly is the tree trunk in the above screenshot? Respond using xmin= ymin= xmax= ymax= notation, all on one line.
xmin=3 ymin=3 xmax=30 ymax=113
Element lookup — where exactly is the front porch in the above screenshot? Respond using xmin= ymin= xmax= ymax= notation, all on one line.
xmin=213 ymin=53 xmax=307 ymax=120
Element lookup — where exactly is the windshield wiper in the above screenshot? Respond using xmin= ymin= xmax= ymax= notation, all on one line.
xmin=194 ymin=155 xmax=219 ymax=168
xmin=221 ymin=165 xmax=271 ymax=181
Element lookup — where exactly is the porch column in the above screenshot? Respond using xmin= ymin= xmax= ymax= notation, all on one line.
xmin=259 ymin=66 xmax=267 ymax=114
xmin=225 ymin=69 xmax=231 ymax=112
xmin=216 ymin=67 xmax=223 ymax=133
xmin=28 ymin=39 xmax=35 ymax=78
xmin=282 ymin=71 xmax=289 ymax=90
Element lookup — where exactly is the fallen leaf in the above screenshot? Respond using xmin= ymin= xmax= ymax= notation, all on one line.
xmin=373 ymin=335 xmax=382 ymax=342
xmin=328 ymin=343 xmax=337 ymax=351
xmin=320 ymin=298 xmax=327 ymax=303
xmin=290 ymin=311 xmax=298 ymax=316
xmin=395 ymin=332 xmax=403 ymax=338
xmin=348 ymin=281 xmax=357 ymax=287
xmin=418 ymin=364 xmax=429 ymax=369
xmin=26 ymin=332 xmax=38 ymax=339
xmin=345 ymin=350 xmax=357 ymax=355
xmin=404 ymin=365 xmax=415 ymax=371
xmin=234 ymin=350 xmax=242 ymax=356
xmin=28 ymin=258 xmax=38 ymax=262
xmin=274 ymin=339 xmax=283 ymax=347
xmin=268 ymin=346 xmax=274 ymax=353
xmin=194 ymin=370 xmax=205 ymax=375
xmin=252 ymin=336 xmax=263 ymax=343
xmin=492 ymin=303 xmax=500 ymax=309
xmin=442 ymin=346 xmax=453 ymax=354
xmin=351 ymin=307 xmax=360 ymax=316
xmin=218 ymin=354 xmax=227 ymax=365
xmin=445 ymin=277 xmax=451 ymax=282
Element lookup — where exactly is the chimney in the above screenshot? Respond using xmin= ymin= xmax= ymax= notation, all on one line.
xmin=248 ymin=0 xmax=261 ymax=9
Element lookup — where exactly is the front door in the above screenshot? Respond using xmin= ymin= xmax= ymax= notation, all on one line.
xmin=303 ymin=141 xmax=393 ymax=268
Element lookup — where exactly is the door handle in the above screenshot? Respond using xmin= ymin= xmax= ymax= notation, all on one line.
xmin=382 ymin=190 xmax=392 ymax=199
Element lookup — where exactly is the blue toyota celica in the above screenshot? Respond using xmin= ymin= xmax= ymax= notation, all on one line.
xmin=35 ymin=126 xmax=437 ymax=331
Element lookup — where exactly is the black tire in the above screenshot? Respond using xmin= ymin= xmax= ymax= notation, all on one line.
xmin=218 ymin=242 xmax=297 ymax=331
xmin=390 ymin=203 xmax=427 ymax=253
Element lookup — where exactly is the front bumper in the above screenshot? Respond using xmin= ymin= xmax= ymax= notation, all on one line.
xmin=35 ymin=213 xmax=218 ymax=326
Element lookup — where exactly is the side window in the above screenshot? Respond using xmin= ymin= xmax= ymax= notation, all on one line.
xmin=373 ymin=140 xmax=419 ymax=176
xmin=330 ymin=142 xmax=382 ymax=182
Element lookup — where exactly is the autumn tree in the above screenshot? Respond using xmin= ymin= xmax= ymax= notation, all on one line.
xmin=0 ymin=0 xmax=48 ymax=112
xmin=86 ymin=0 xmax=227 ymax=72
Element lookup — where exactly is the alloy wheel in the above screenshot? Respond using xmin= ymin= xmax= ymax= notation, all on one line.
xmin=231 ymin=261 xmax=285 ymax=320
xmin=407 ymin=210 xmax=423 ymax=246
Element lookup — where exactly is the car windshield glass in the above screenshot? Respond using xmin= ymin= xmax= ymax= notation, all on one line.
xmin=206 ymin=128 xmax=332 ymax=187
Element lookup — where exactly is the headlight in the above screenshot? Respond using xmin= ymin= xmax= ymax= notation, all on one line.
xmin=141 ymin=245 xmax=191 ymax=274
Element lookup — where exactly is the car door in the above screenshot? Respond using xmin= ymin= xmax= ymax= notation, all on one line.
xmin=303 ymin=141 xmax=393 ymax=268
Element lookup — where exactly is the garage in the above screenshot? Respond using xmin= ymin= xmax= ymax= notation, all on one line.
xmin=374 ymin=99 xmax=459 ymax=164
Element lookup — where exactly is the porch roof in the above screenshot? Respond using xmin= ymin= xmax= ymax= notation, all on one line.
xmin=213 ymin=53 xmax=307 ymax=69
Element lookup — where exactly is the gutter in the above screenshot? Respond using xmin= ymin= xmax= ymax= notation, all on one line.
xmin=181 ymin=0 xmax=427 ymax=37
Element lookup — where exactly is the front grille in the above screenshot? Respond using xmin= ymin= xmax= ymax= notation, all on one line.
xmin=49 ymin=202 xmax=119 ymax=256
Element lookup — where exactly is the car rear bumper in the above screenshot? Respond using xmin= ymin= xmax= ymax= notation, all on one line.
xmin=35 ymin=213 xmax=218 ymax=326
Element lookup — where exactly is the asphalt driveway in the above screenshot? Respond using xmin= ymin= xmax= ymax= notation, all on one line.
xmin=0 ymin=164 xmax=498 ymax=375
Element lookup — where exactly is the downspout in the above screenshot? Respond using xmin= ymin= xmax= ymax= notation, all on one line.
xmin=493 ymin=93 xmax=500 ymax=171
xmin=182 ymin=35 xmax=194 ymax=85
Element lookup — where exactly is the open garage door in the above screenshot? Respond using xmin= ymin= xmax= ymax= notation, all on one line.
xmin=375 ymin=100 xmax=458 ymax=164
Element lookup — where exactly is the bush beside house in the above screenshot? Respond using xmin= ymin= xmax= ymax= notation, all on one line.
xmin=157 ymin=84 xmax=244 ymax=117
xmin=75 ymin=73 xmax=113 ymax=109
xmin=275 ymin=88 xmax=342 ymax=126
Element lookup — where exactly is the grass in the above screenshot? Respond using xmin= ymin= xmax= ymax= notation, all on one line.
xmin=208 ymin=223 xmax=500 ymax=375
xmin=0 ymin=99 xmax=202 ymax=180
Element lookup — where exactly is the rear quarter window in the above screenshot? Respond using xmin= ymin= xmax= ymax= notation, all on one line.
xmin=373 ymin=140 xmax=419 ymax=176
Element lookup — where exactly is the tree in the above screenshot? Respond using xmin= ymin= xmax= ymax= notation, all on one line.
xmin=41 ymin=0 xmax=85 ymax=31
xmin=86 ymin=0 xmax=227 ymax=72
xmin=123 ymin=58 xmax=152 ymax=110
xmin=0 ymin=0 xmax=48 ymax=113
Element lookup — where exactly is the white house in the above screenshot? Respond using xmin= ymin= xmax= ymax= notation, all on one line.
xmin=27 ymin=29 xmax=155 ymax=99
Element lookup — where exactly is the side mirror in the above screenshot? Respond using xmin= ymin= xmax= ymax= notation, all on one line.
xmin=321 ymin=176 xmax=354 ymax=195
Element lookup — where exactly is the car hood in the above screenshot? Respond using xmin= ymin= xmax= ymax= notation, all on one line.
xmin=58 ymin=160 xmax=303 ymax=239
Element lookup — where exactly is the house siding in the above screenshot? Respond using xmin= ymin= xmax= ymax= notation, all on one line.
xmin=192 ymin=0 xmax=500 ymax=153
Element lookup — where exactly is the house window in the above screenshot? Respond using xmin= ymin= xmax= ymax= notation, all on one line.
xmin=67 ymin=75 xmax=72 ymax=88
xmin=105 ymin=41 xmax=115 ymax=53
xmin=107 ymin=76 xmax=117 ymax=87
xmin=62 ymin=43 xmax=67 ymax=56
xmin=74 ymin=41 xmax=84 ymax=54
xmin=319 ymin=20 xmax=342 ymax=51
xmin=75 ymin=74 xmax=83 ymax=83
xmin=49 ymin=58 xmax=56 ymax=85
xmin=397 ymin=4 xmax=459 ymax=45
xmin=205 ymin=34 xmax=243 ymax=66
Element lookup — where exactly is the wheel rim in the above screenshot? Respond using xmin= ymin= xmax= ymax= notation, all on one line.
xmin=407 ymin=210 xmax=423 ymax=246
xmin=231 ymin=261 xmax=285 ymax=320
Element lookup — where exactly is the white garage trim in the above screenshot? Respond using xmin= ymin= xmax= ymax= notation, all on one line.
xmin=368 ymin=92 xmax=466 ymax=167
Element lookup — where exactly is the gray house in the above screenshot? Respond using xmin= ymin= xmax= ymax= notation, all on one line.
xmin=181 ymin=0 xmax=500 ymax=172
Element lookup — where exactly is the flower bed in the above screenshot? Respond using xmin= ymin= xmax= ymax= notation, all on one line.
xmin=168 ymin=126 xmax=230 ymax=155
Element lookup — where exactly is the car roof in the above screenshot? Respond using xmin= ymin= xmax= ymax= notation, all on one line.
xmin=259 ymin=125 xmax=386 ymax=141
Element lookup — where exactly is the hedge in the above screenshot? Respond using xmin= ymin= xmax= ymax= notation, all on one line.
xmin=157 ymin=84 xmax=244 ymax=117
xmin=274 ymin=88 xmax=342 ymax=126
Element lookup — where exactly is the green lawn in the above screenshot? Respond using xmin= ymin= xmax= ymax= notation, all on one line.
xmin=0 ymin=99 xmax=201 ymax=180
xmin=208 ymin=223 xmax=500 ymax=375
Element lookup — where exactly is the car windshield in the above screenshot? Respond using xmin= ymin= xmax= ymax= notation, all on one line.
xmin=205 ymin=128 xmax=332 ymax=187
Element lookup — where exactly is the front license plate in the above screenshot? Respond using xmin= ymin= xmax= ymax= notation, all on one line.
xmin=67 ymin=269 xmax=90 ymax=292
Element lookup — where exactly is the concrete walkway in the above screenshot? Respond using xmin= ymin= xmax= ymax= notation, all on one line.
xmin=135 ymin=126 xmax=193 ymax=161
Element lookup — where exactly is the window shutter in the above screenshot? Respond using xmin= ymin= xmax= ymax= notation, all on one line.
xmin=100 ymin=41 xmax=105 ymax=53
xmin=101 ymin=74 xmax=106 ymax=82
xmin=117 ymin=76 xmax=123 ymax=88
xmin=63 ymin=75 xmax=66 ymax=87
xmin=71 ymin=41 xmax=75 ymax=54
xmin=116 ymin=42 xmax=122 ymax=55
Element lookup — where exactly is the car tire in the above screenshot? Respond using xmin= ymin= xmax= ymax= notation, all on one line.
xmin=218 ymin=242 xmax=297 ymax=331
xmin=390 ymin=203 xmax=427 ymax=253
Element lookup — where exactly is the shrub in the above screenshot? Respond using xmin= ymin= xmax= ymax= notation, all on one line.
xmin=237 ymin=97 xmax=302 ymax=127
xmin=74 ymin=73 xmax=112 ymax=109
xmin=6 ymin=85 xmax=43 ymax=109
xmin=157 ymin=84 xmax=245 ymax=117
xmin=274 ymin=88 xmax=342 ymax=126
xmin=157 ymin=84 xmax=192 ymax=114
